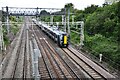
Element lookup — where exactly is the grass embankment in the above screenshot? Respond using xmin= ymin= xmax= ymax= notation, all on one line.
xmin=70 ymin=32 xmax=120 ymax=70
xmin=3 ymin=16 xmax=23 ymax=46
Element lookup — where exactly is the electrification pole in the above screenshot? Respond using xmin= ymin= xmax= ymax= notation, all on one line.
xmin=80 ymin=21 xmax=84 ymax=47
xmin=67 ymin=8 xmax=71 ymax=45
xmin=72 ymin=15 xmax=75 ymax=25
xmin=67 ymin=8 xmax=70 ymax=35
xmin=50 ymin=15 xmax=53 ymax=25
xmin=56 ymin=22 xmax=59 ymax=30
xmin=62 ymin=15 xmax=64 ymax=25
xmin=64 ymin=8 xmax=67 ymax=32
xmin=0 ymin=21 xmax=3 ymax=53
xmin=36 ymin=7 xmax=39 ymax=21
xmin=6 ymin=6 xmax=10 ymax=34
xmin=1 ymin=7 xmax=4 ymax=52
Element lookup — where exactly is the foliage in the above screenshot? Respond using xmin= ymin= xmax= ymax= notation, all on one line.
xmin=70 ymin=31 xmax=80 ymax=44
xmin=11 ymin=22 xmax=19 ymax=35
xmin=39 ymin=2 xmax=120 ymax=70
xmin=85 ymin=3 xmax=119 ymax=41
xmin=54 ymin=2 xmax=120 ymax=70
xmin=84 ymin=4 xmax=99 ymax=14
xmin=82 ymin=2 xmax=120 ymax=70
xmin=2 ymin=16 xmax=22 ymax=46
xmin=84 ymin=34 xmax=119 ymax=68
xmin=85 ymin=34 xmax=118 ymax=56
xmin=3 ymin=33 xmax=10 ymax=45
xmin=40 ymin=10 xmax=50 ymax=16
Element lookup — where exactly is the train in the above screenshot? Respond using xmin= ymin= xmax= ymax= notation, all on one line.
xmin=32 ymin=19 xmax=69 ymax=48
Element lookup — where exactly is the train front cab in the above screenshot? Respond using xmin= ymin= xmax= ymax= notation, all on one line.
xmin=57 ymin=34 xmax=68 ymax=48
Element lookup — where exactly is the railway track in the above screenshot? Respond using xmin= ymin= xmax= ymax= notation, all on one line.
xmin=13 ymin=23 xmax=26 ymax=78
xmin=44 ymin=30 xmax=115 ymax=79
xmin=1 ymin=24 xmax=22 ymax=76
xmin=24 ymin=21 xmax=31 ymax=78
xmin=32 ymin=24 xmax=64 ymax=79
xmin=32 ymin=20 xmax=116 ymax=79
xmin=2 ymin=17 xmax=116 ymax=79
xmin=63 ymin=48 xmax=103 ymax=79
xmin=2 ymin=23 xmax=25 ymax=78
xmin=66 ymin=47 xmax=115 ymax=79
xmin=31 ymin=22 xmax=87 ymax=79
xmin=2 ymin=19 xmax=32 ymax=79
xmin=44 ymin=39 xmax=86 ymax=79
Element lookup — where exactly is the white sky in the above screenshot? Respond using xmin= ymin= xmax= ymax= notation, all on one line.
xmin=0 ymin=0 xmax=105 ymax=10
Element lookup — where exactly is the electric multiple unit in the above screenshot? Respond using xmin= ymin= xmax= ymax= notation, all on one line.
xmin=32 ymin=19 xmax=69 ymax=48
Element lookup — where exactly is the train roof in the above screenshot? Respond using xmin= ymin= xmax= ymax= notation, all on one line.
xmin=51 ymin=27 xmax=66 ymax=35
xmin=42 ymin=24 xmax=66 ymax=35
xmin=33 ymin=19 xmax=67 ymax=35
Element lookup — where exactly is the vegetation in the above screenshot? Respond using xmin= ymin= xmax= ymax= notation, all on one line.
xmin=9 ymin=16 xmax=23 ymax=35
xmin=70 ymin=31 xmax=80 ymax=44
xmin=40 ymin=2 xmax=120 ymax=70
xmin=2 ymin=15 xmax=23 ymax=46
xmin=74 ymin=2 xmax=120 ymax=70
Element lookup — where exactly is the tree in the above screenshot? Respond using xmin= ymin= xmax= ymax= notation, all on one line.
xmin=74 ymin=10 xmax=84 ymax=21
xmin=117 ymin=1 xmax=120 ymax=52
xmin=64 ymin=3 xmax=74 ymax=10
xmin=40 ymin=10 xmax=50 ymax=16
xmin=84 ymin=4 xmax=98 ymax=14
xmin=64 ymin=3 xmax=74 ymax=15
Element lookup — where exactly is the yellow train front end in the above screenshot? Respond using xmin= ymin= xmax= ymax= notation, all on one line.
xmin=62 ymin=34 xmax=68 ymax=48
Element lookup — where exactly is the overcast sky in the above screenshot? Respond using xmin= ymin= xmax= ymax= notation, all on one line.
xmin=0 ymin=0 xmax=105 ymax=10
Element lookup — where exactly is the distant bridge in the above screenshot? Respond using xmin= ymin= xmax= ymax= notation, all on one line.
xmin=2 ymin=6 xmax=66 ymax=16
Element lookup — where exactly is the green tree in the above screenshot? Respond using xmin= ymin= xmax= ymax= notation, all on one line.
xmin=84 ymin=4 xmax=98 ymax=14
xmin=117 ymin=1 xmax=120 ymax=52
xmin=64 ymin=3 xmax=74 ymax=10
